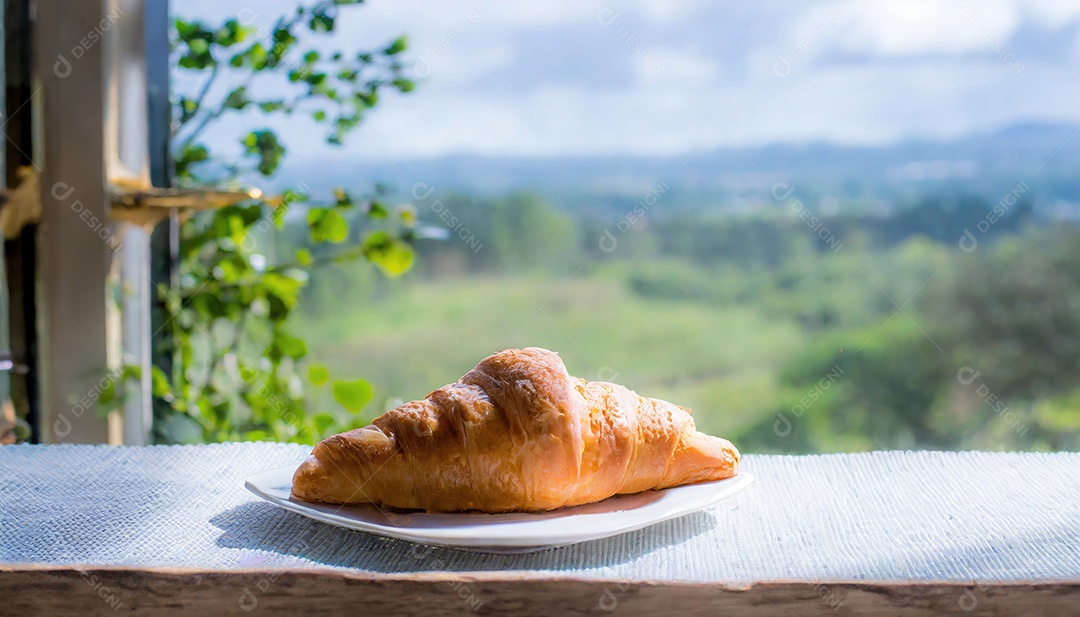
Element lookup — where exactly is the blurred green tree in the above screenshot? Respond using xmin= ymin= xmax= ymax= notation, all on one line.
xmin=925 ymin=227 xmax=1080 ymax=449
xmin=737 ymin=319 xmax=949 ymax=453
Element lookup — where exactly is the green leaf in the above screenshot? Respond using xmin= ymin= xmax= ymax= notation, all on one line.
xmin=295 ymin=247 xmax=312 ymax=265
xmin=384 ymin=35 xmax=408 ymax=55
xmin=334 ymin=188 xmax=351 ymax=207
xmin=262 ymin=272 xmax=304 ymax=309
xmin=367 ymin=201 xmax=388 ymax=219
xmin=308 ymin=363 xmax=330 ymax=386
xmin=332 ymin=379 xmax=373 ymax=413
xmin=313 ymin=412 xmax=336 ymax=436
xmin=180 ymin=144 xmax=209 ymax=163
xmin=178 ymin=36 xmax=215 ymax=70
xmin=303 ymin=50 xmax=320 ymax=64
xmin=174 ymin=19 xmax=198 ymax=40
xmin=392 ymin=78 xmax=415 ymax=93
xmin=308 ymin=207 xmax=341 ymax=243
xmin=355 ymin=90 xmax=377 ymax=108
xmin=150 ymin=365 xmax=173 ymax=399
xmin=362 ymin=231 xmax=415 ymax=277
xmin=215 ymin=19 xmax=251 ymax=47
xmin=179 ymin=97 xmax=200 ymax=123
xmin=231 ymin=42 xmax=268 ymax=70
xmin=309 ymin=11 xmax=335 ymax=32
xmin=241 ymin=130 xmax=286 ymax=176
xmin=281 ymin=189 xmax=308 ymax=205
xmin=178 ymin=21 xmax=215 ymax=42
xmin=271 ymin=27 xmax=297 ymax=58
xmin=397 ymin=203 xmax=417 ymax=226
xmin=223 ymin=86 xmax=249 ymax=110
xmin=98 ymin=376 xmax=117 ymax=405
xmin=319 ymin=209 xmax=348 ymax=243
xmin=306 ymin=207 xmax=327 ymax=226
xmin=275 ymin=332 xmax=307 ymax=359
xmin=175 ymin=144 xmax=210 ymax=178
xmin=312 ymin=110 xmax=327 ymax=122
xmin=121 ymin=364 xmax=144 ymax=382
xmin=327 ymin=115 xmax=359 ymax=145
xmin=258 ymin=100 xmax=287 ymax=113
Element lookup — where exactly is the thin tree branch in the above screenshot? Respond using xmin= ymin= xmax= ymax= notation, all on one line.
xmin=175 ymin=61 xmax=220 ymax=146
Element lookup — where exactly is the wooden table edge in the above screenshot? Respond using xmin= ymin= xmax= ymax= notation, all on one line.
xmin=3 ymin=564 xmax=1078 ymax=615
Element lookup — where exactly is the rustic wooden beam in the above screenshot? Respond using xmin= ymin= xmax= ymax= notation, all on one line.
xmin=33 ymin=0 xmax=112 ymax=443
xmin=2 ymin=566 xmax=1077 ymax=616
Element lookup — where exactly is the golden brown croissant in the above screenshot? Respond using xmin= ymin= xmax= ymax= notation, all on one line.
xmin=292 ymin=347 xmax=739 ymax=512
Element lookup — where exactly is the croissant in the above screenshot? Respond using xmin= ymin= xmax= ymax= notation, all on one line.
xmin=292 ymin=347 xmax=739 ymax=512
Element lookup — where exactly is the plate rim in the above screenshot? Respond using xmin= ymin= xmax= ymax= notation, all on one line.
xmin=245 ymin=463 xmax=753 ymax=548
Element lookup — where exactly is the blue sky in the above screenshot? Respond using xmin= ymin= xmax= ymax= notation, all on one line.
xmin=175 ymin=0 xmax=1080 ymax=161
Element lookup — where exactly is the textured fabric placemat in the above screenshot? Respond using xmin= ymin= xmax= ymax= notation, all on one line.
xmin=1 ymin=444 xmax=1077 ymax=582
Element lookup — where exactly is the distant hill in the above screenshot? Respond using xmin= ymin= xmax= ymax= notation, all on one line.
xmin=269 ymin=121 xmax=1080 ymax=217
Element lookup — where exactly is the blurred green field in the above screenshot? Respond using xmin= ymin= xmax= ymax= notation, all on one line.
xmin=285 ymin=192 xmax=1080 ymax=453
xmin=295 ymin=273 xmax=802 ymax=439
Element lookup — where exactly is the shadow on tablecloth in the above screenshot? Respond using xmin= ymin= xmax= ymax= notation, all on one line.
xmin=209 ymin=500 xmax=722 ymax=573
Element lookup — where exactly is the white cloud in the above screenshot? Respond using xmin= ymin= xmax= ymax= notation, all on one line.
xmin=1022 ymin=0 xmax=1080 ymax=27
xmin=643 ymin=48 xmax=717 ymax=84
xmin=174 ymin=0 xmax=1080 ymax=160
xmin=828 ymin=0 xmax=1021 ymax=56
xmin=637 ymin=0 xmax=703 ymax=23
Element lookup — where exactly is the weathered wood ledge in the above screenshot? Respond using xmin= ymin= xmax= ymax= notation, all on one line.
xmin=3 ymin=565 xmax=1078 ymax=616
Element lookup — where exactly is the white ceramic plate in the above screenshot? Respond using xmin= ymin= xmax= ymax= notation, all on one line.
xmin=245 ymin=464 xmax=753 ymax=552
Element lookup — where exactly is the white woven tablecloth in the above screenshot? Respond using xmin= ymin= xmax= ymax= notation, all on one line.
xmin=1 ymin=444 xmax=1078 ymax=582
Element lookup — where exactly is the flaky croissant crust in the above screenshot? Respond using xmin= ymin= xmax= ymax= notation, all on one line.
xmin=292 ymin=347 xmax=739 ymax=512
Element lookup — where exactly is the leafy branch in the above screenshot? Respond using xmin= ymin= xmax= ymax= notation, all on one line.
xmin=123 ymin=1 xmax=420 ymax=444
